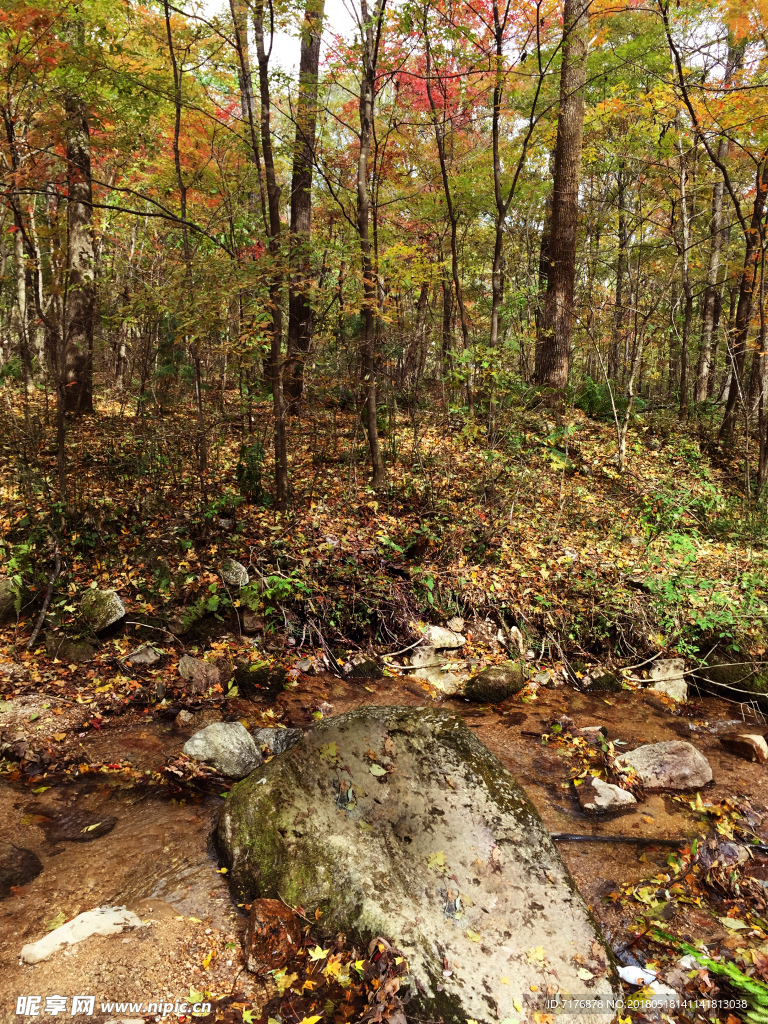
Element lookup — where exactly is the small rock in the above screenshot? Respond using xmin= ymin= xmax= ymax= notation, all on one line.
xmin=166 ymin=613 xmax=191 ymax=636
xmin=617 ymin=740 xmax=713 ymax=791
xmin=585 ymin=671 xmax=623 ymax=693
xmin=420 ymin=624 xmax=466 ymax=649
xmin=409 ymin=646 xmax=444 ymax=669
xmin=576 ymin=776 xmax=637 ymax=814
xmin=446 ymin=616 xmax=465 ymax=632
xmin=242 ymin=609 xmax=263 ymax=634
xmin=20 ymin=906 xmax=143 ymax=964
xmin=251 ymin=727 xmax=303 ymax=757
xmin=0 ymin=577 xmax=21 ymax=624
xmin=173 ymin=709 xmax=222 ymax=734
xmin=183 ymin=722 xmax=262 ymax=778
xmin=0 ymin=841 xmax=43 ymax=897
xmin=412 ymin=666 xmax=464 ymax=695
xmin=178 ymin=654 xmax=221 ymax=694
xmin=245 ymin=898 xmax=301 ymax=973
xmin=647 ymin=658 xmax=688 ymax=702
xmin=719 ymin=733 xmax=768 ymax=764
xmin=220 ymin=558 xmax=249 ymax=588
xmin=577 ymin=725 xmax=608 ymax=746
xmin=45 ymin=633 xmax=98 ymax=664
xmin=217 ymin=518 xmax=235 ymax=532
xmin=342 ymin=653 xmax=380 ymax=678
xmin=127 ymin=645 xmax=160 ymax=667
xmin=464 ymin=662 xmax=527 ymax=703
xmin=80 ymin=589 xmax=125 ymax=632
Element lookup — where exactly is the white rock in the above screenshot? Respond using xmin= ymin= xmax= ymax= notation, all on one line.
xmin=413 ymin=666 xmax=464 ymax=695
xmin=21 ymin=906 xmax=143 ymax=964
xmin=420 ymin=624 xmax=466 ymax=649
xmin=127 ymin=645 xmax=160 ymax=666
xmin=617 ymin=740 xmax=712 ymax=791
xmin=648 ymin=659 xmax=688 ymax=702
xmin=410 ymin=646 xmax=444 ymax=669
xmin=183 ymin=722 xmax=262 ymax=778
xmin=446 ymin=616 xmax=465 ymax=632
xmin=220 ymin=558 xmax=249 ymax=587
xmin=577 ymin=776 xmax=637 ymax=813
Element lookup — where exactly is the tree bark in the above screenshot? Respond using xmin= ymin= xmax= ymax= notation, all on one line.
xmin=284 ymin=0 xmax=325 ymax=413
xmin=608 ymin=165 xmax=627 ymax=381
xmin=534 ymin=0 xmax=589 ymax=387
xmin=229 ymin=0 xmax=268 ymax=229
xmin=253 ymin=0 xmax=289 ymax=508
xmin=696 ymin=136 xmax=728 ymax=402
xmin=63 ymin=93 xmax=95 ymax=416
xmin=720 ymin=160 xmax=768 ymax=443
xmin=356 ymin=0 xmax=387 ymax=488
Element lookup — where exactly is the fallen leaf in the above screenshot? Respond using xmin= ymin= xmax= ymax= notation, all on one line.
xmin=46 ymin=912 xmax=66 ymax=931
xmin=370 ymin=763 xmax=388 ymax=776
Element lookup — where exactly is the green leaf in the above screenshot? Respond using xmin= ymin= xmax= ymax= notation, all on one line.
xmin=46 ymin=912 xmax=66 ymax=931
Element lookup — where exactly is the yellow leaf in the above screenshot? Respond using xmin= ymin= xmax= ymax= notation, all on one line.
xmin=500 ymin=976 xmax=510 ymax=985
xmin=297 ymin=1017 xmax=322 ymax=1024
xmin=308 ymin=945 xmax=328 ymax=961
xmin=513 ymin=999 xmax=523 ymax=1012
xmin=81 ymin=822 xmax=102 ymax=832
xmin=466 ymin=929 xmax=481 ymax=942
xmin=273 ymin=969 xmax=299 ymax=993
xmin=188 ymin=916 xmax=202 ymax=923
xmin=526 ymin=946 xmax=547 ymax=965
xmin=427 ymin=851 xmax=447 ymax=870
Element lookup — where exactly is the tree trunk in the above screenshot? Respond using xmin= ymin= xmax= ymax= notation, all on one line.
xmin=534 ymin=0 xmax=589 ymax=388
xmin=423 ymin=10 xmax=469 ymax=351
xmin=720 ymin=160 xmax=768 ymax=443
xmin=284 ymin=0 xmax=325 ymax=413
xmin=609 ymin=166 xmax=627 ymax=380
xmin=253 ymin=0 xmax=289 ymax=508
xmin=696 ymin=137 xmax=728 ymax=402
xmin=535 ymin=155 xmax=555 ymax=350
xmin=63 ymin=93 xmax=95 ymax=416
xmin=676 ymin=128 xmax=694 ymax=419
xmin=356 ymin=0 xmax=387 ymax=488
xmin=230 ymin=0 xmax=268 ymax=229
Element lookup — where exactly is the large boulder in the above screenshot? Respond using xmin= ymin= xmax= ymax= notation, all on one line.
xmin=183 ymin=722 xmax=261 ymax=778
xmin=219 ymin=706 xmax=618 ymax=1024
xmin=464 ymin=661 xmax=527 ymax=703
xmin=647 ymin=659 xmax=688 ymax=702
xmin=0 ymin=577 xmax=21 ymax=624
xmin=696 ymin=653 xmax=768 ymax=709
xmin=617 ymin=740 xmax=712 ymax=791
xmin=80 ymin=589 xmax=125 ymax=632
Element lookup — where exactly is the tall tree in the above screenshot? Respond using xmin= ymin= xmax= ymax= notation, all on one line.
xmin=284 ymin=0 xmax=325 ymax=413
xmin=534 ymin=0 xmax=590 ymax=387
xmin=355 ymin=0 xmax=387 ymax=488
xmin=63 ymin=91 xmax=95 ymax=415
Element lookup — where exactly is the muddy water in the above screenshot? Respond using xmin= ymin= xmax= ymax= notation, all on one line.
xmin=1 ymin=675 xmax=766 ymax=994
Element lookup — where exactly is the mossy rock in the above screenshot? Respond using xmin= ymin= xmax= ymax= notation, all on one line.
xmin=585 ymin=671 xmax=624 ymax=693
xmin=80 ymin=589 xmax=125 ymax=632
xmin=218 ymin=705 xmax=618 ymax=1024
xmin=464 ymin=661 xmax=527 ymax=703
xmin=45 ymin=633 xmax=99 ymax=664
xmin=694 ymin=653 xmax=768 ymax=710
xmin=0 ymin=577 xmax=21 ymax=625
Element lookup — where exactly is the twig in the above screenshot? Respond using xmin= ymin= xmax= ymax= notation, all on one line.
xmin=26 ymin=540 xmax=61 ymax=651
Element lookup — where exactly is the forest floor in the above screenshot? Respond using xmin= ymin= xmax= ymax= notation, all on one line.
xmin=1 ymin=390 xmax=768 ymax=1023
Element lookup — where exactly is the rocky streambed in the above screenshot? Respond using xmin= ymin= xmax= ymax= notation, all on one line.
xmin=0 ymin=672 xmax=767 ymax=1023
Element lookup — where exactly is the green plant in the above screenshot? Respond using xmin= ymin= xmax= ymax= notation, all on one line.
xmin=241 ymin=571 xmax=312 ymax=617
xmin=236 ymin=442 xmax=268 ymax=505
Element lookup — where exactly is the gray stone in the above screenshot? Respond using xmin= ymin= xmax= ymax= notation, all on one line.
xmin=585 ymin=671 xmax=623 ymax=693
xmin=45 ymin=633 xmax=98 ymax=664
xmin=0 ymin=577 xmax=21 ymax=624
xmin=647 ymin=659 xmax=688 ymax=702
xmin=464 ymin=661 xmax=527 ymax=703
xmin=219 ymin=706 xmax=618 ymax=1024
xmin=242 ymin=609 xmax=263 ymax=634
xmin=420 ymin=624 xmax=466 ymax=649
xmin=220 ymin=558 xmax=249 ymax=588
xmin=576 ymin=776 xmax=636 ymax=814
xmin=178 ymin=654 xmax=221 ymax=694
xmin=719 ymin=733 xmax=768 ymax=764
xmin=0 ymin=841 xmax=43 ymax=897
xmin=342 ymin=653 xmax=380 ymax=678
xmin=173 ymin=709 xmax=223 ymax=734
xmin=616 ymin=740 xmax=712 ymax=791
xmin=251 ymin=727 xmax=303 ymax=757
xmin=81 ymin=589 xmax=125 ymax=632
xmin=409 ymin=646 xmax=444 ymax=669
xmin=184 ymin=722 xmax=262 ymax=778
xmin=412 ymin=666 xmax=464 ymax=694
xmin=127 ymin=645 xmax=160 ymax=667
